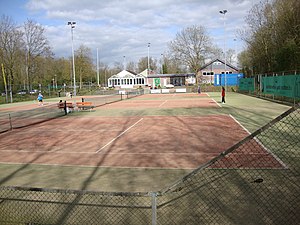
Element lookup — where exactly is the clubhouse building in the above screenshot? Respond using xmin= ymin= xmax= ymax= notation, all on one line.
xmin=107 ymin=59 xmax=240 ymax=88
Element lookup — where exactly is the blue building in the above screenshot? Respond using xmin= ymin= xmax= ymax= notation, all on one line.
xmin=198 ymin=59 xmax=240 ymax=84
xmin=214 ymin=73 xmax=244 ymax=86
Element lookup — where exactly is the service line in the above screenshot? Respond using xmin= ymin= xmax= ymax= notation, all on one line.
xmin=159 ymin=100 xmax=168 ymax=107
xmin=96 ymin=118 xmax=144 ymax=153
xmin=211 ymin=98 xmax=222 ymax=108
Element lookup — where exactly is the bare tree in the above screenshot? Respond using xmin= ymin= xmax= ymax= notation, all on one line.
xmin=75 ymin=44 xmax=94 ymax=89
xmin=161 ymin=52 xmax=188 ymax=74
xmin=23 ymin=19 xmax=49 ymax=90
xmin=168 ymin=25 xmax=213 ymax=73
xmin=137 ymin=56 xmax=157 ymax=72
xmin=239 ymin=0 xmax=300 ymax=73
xmin=126 ymin=61 xmax=137 ymax=73
xmin=0 ymin=15 xmax=23 ymax=102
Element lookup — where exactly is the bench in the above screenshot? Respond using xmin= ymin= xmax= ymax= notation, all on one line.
xmin=58 ymin=102 xmax=74 ymax=109
xmin=76 ymin=102 xmax=95 ymax=111
xmin=57 ymin=102 xmax=74 ymax=113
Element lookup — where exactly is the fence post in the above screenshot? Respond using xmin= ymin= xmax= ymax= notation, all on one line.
xmin=151 ymin=192 xmax=157 ymax=225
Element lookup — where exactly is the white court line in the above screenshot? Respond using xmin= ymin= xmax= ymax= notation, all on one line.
xmin=229 ymin=114 xmax=251 ymax=134
xmin=0 ymin=149 xmax=97 ymax=154
xmin=0 ymin=149 xmax=205 ymax=155
xmin=211 ymin=98 xmax=222 ymax=108
xmin=96 ymin=118 xmax=144 ymax=153
xmin=159 ymin=100 xmax=168 ymax=107
xmin=0 ymin=161 xmax=196 ymax=170
xmin=229 ymin=114 xmax=288 ymax=169
xmin=206 ymin=93 xmax=221 ymax=107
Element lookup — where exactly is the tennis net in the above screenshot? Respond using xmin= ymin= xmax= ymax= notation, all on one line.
xmin=84 ymin=94 xmax=122 ymax=107
xmin=0 ymin=103 xmax=65 ymax=132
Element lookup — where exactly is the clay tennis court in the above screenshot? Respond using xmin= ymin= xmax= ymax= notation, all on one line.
xmin=103 ymin=93 xmax=220 ymax=109
xmin=0 ymin=93 xmax=284 ymax=170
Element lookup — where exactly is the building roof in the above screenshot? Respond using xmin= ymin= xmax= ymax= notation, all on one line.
xmin=147 ymin=73 xmax=195 ymax=78
xmin=139 ymin=69 xmax=156 ymax=77
xmin=109 ymin=70 xmax=195 ymax=79
xmin=198 ymin=58 xmax=239 ymax=72
xmin=109 ymin=70 xmax=145 ymax=79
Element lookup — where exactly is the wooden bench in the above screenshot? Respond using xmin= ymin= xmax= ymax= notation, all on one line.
xmin=58 ymin=102 xmax=74 ymax=109
xmin=76 ymin=102 xmax=94 ymax=111
xmin=57 ymin=102 xmax=74 ymax=113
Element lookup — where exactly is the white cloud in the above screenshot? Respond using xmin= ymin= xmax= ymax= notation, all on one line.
xmin=25 ymin=0 xmax=260 ymax=66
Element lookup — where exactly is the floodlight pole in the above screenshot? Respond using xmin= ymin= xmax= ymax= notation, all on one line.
xmin=68 ymin=21 xmax=76 ymax=96
xmin=219 ymin=10 xmax=227 ymax=91
xmin=161 ymin=54 xmax=164 ymax=74
xmin=147 ymin=42 xmax=150 ymax=76
xmin=234 ymin=38 xmax=238 ymax=67
xmin=97 ymin=48 xmax=100 ymax=86
xmin=123 ymin=55 xmax=126 ymax=70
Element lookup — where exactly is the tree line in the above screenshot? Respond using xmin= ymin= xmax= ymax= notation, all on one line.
xmin=0 ymin=14 xmax=237 ymax=100
xmin=239 ymin=0 xmax=300 ymax=76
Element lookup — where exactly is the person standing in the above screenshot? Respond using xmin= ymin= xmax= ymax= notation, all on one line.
xmin=221 ymin=86 xmax=226 ymax=104
xmin=37 ymin=92 xmax=44 ymax=106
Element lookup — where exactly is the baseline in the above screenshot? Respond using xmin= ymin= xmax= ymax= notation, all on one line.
xmin=224 ymin=114 xmax=288 ymax=169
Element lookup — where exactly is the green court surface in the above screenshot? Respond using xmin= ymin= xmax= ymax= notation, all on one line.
xmin=0 ymin=92 xmax=291 ymax=192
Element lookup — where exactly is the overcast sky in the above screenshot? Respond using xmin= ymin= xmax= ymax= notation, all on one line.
xmin=0 ymin=0 xmax=259 ymax=66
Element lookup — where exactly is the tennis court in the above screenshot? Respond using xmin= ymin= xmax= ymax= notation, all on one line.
xmin=1 ymin=91 xmax=299 ymax=225
xmin=0 ymin=92 xmax=291 ymax=192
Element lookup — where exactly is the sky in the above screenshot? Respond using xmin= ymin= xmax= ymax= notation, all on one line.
xmin=0 ymin=0 xmax=259 ymax=67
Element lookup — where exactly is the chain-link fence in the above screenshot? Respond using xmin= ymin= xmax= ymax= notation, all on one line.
xmin=238 ymin=74 xmax=300 ymax=106
xmin=0 ymin=107 xmax=299 ymax=224
xmin=157 ymin=106 xmax=300 ymax=225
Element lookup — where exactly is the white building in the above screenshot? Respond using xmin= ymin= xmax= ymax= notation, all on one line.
xmin=108 ymin=70 xmax=146 ymax=88
xmin=108 ymin=69 xmax=196 ymax=88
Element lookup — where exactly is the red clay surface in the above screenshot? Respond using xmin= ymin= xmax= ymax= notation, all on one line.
xmin=0 ymin=93 xmax=284 ymax=169
xmin=0 ymin=114 xmax=283 ymax=169
xmin=209 ymin=138 xmax=286 ymax=169
xmin=104 ymin=93 xmax=219 ymax=109
xmin=104 ymin=98 xmax=219 ymax=109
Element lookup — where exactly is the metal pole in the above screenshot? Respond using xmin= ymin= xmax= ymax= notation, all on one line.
xmin=224 ymin=12 xmax=227 ymax=91
xmin=71 ymin=26 xmax=76 ymax=96
xmin=151 ymin=192 xmax=157 ymax=225
xmin=68 ymin=21 xmax=76 ymax=97
xmin=9 ymin=114 xmax=13 ymax=130
xmin=161 ymin=54 xmax=164 ymax=74
xmin=147 ymin=43 xmax=150 ymax=76
xmin=123 ymin=55 xmax=126 ymax=70
xmin=220 ymin=10 xmax=227 ymax=91
xmin=97 ymin=48 xmax=100 ymax=86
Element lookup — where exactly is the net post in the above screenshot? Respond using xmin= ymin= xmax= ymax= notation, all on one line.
xmin=64 ymin=101 xmax=67 ymax=115
xmin=151 ymin=192 xmax=157 ymax=225
xmin=8 ymin=113 xmax=12 ymax=130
